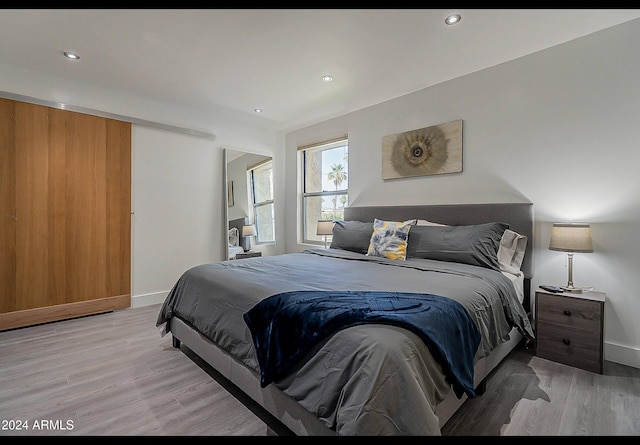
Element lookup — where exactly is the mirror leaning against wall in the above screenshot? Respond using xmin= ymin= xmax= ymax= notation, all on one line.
xmin=224 ymin=148 xmax=276 ymax=260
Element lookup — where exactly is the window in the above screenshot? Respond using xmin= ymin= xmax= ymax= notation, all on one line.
xmin=249 ymin=159 xmax=275 ymax=243
xmin=300 ymin=137 xmax=348 ymax=245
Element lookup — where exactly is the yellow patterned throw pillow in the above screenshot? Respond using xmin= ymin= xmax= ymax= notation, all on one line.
xmin=366 ymin=219 xmax=413 ymax=260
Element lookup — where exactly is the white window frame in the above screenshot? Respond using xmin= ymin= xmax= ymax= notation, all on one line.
xmin=299 ymin=136 xmax=349 ymax=246
xmin=248 ymin=158 xmax=275 ymax=244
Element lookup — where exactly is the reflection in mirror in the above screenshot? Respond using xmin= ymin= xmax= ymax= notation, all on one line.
xmin=225 ymin=149 xmax=275 ymax=260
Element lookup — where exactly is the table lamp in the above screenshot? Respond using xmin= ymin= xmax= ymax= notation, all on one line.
xmin=316 ymin=220 xmax=334 ymax=249
xmin=242 ymin=224 xmax=257 ymax=252
xmin=549 ymin=223 xmax=593 ymax=293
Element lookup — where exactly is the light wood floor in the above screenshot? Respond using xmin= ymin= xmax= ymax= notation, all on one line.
xmin=1 ymin=303 xmax=639 ymax=436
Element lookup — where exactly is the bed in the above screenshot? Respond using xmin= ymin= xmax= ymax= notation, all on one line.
xmin=157 ymin=202 xmax=535 ymax=436
xmin=228 ymin=217 xmax=248 ymax=259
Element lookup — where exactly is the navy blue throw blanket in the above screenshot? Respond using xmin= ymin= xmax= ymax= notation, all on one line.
xmin=243 ymin=290 xmax=482 ymax=399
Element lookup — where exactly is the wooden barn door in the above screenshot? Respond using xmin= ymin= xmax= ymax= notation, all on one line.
xmin=0 ymin=98 xmax=131 ymax=330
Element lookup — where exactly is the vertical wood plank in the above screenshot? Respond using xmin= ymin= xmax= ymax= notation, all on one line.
xmin=0 ymin=99 xmax=17 ymax=313
xmin=106 ymin=120 xmax=131 ymax=298
xmin=15 ymin=102 xmax=50 ymax=311
xmin=93 ymin=114 xmax=108 ymax=300
xmin=48 ymin=108 xmax=67 ymax=306
xmin=65 ymin=112 xmax=108 ymax=302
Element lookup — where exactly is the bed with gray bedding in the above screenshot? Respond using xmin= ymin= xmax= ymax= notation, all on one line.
xmin=156 ymin=203 xmax=535 ymax=436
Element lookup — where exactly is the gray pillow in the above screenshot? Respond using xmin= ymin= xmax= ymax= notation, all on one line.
xmin=406 ymin=222 xmax=508 ymax=271
xmin=330 ymin=220 xmax=374 ymax=254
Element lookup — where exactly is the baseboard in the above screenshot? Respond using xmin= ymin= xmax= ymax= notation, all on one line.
xmin=605 ymin=341 xmax=640 ymax=370
xmin=131 ymin=291 xmax=169 ymax=308
xmin=0 ymin=294 xmax=130 ymax=331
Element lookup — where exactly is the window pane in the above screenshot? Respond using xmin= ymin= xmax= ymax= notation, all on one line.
xmin=304 ymin=143 xmax=348 ymax=193
xmin=253 ymin=161 xmax=273 ymax=203
xmin=304 ymin=196 xmax=323 ymax=242
xmin=322 ymin=194 xmax=347 ymax=221
xmin=303 ymin=194 xmax=348 ymax=242
xmin=255 ymin=203 xmax=275 ymax=243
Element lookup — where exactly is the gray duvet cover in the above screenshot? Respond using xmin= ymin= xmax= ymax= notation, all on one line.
xmin=157 ymin=248 xmax=534 ymax=436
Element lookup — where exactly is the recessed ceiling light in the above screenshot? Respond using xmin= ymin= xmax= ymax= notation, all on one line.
xmin=321 ymin=75 xmax=333 ymax=82
xmin=64 ymin=51 xmax=80 ymax=60
xmin=445 ymin=14 xmax=461 ymax=25
xmin=254 ymin=108 xmax=263 ymax=113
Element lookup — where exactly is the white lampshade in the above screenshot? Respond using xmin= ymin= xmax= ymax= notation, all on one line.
xmin=242 ymin=224 xmax=257 ymax=237
xmin=549 ymin=223 xmax=593 ymax=253
xmin=549 ymin=222 xmax=593 ymax=293
xmin=316 ymin=220 xmax=334 ymax=236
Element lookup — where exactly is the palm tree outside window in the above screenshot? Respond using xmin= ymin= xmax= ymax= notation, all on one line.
xmin=328 ymin=163 xmax=347 ymax=216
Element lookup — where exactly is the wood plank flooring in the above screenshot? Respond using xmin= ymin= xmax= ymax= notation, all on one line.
xmin=0 ymin=303 xmax=638 ymax=436
xmin=442 ymin=342 xmax=640 ymax=435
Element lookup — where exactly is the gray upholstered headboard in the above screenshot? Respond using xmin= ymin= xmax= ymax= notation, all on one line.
xmin=229 ymin=216 xmax=249 ymax=251
xmin=344 ymin=202 xmax=534 ymax=311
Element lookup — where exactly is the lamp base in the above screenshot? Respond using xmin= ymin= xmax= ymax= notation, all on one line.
xmin=561 ymin=285 xmax=594 ymax=294
xmin=561 ymin=286 xmax=583 ymax=294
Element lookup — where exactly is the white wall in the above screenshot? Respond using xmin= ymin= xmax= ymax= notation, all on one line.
xmin=131 ymin=126 xmax=222 ymax=306
xmin=283 ymin=19 xmax=640 ymax=369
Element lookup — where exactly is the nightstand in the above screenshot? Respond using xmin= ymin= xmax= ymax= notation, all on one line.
xmin=535 ymin=288 xmax=605 ymax=374
xmin=235 ymin=251 xmax=262 ymax=259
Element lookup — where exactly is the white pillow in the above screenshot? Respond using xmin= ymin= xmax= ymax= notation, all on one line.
xmin=497 ymin=229 xmax=527 ymax=275
xmin=228 ymin=227 xmax=239 ymax=247
xmin=415 ymin=219 xmax=446 ymax=226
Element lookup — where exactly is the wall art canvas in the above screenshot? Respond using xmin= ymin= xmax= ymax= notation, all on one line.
xmin=227 ymin=181 xmax=234 ymax=206
xmin=382 ymin=119 xmax=462 ymax=180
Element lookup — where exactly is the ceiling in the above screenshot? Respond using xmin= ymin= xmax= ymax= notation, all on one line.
xmin=1 ymin=9 xmax=639 ymax=132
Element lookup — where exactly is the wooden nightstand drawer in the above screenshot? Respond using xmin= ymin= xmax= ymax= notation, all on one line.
xmin=536 ymin=293 xmax=602 ymax=333
xmin=536 ymin=321 xmax=602 ymax=373
xmin=534 ymin=289 xmax=605 ymax=374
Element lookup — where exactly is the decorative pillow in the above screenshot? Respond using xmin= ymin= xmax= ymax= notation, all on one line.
xmin=366 ymin=219 xmax=413 ymax=260
xmin=497 ymin=229 xmax=527 ymax=275
xmin=330 ymin=220 xmax=374 ymax=254
xmin=406 ymin=222 xmax=508 ymax=270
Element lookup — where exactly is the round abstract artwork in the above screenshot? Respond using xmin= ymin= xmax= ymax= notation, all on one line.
xmin=382 ymin=120 xmax=462 ymax=180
